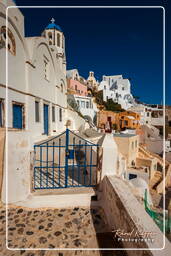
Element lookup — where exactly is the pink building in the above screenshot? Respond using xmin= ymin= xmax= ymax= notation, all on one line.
xmin=67 ymin=78 xmax=87 ymax=96
xmin=67 ymin=69 xmax=88 ymax=96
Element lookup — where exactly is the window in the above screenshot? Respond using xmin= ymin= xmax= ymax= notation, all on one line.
xmin=131 ymin=161 xmax=135 ymax=166
xmin=0 ymin=99 xmax=4 ymax=127
xmin=52 ymin=106 xmax=55 ymax=122
xmin=124 ymin=120 xmax=128 ymax=126
xmin=86 ymin=102 xmax=89 ymax=108
xmin=35 ymin=101 xmax=40 ymax=122
xmin=81 ymin=101 xmax=85 ymax=108
xmin=122 ymin=87 xmax=124 ymax=90
xmin=44 ymin=57 xmax=50 ymax=80
xmin=135 ymin=140 xmax=137 ymax=148
xmin=57 ymin=33 xmax=60 ymax=47
xmin=77 ymin=100 xmax=79 ymax=106
xmin=48 ymin=32 xmax=52 ymax=39
xmin=132 ymin=141 xmax=134 ymax=150
xmin=62 ymin=35 xmax=64 ymax=48
xmin=129 ymin=174 xmax=137 ymax=180
xmin=59 ymin=108 xmax=62 ymax=122
xmin=147 ymin=112 xmax=150 ymax=117
xmin=104 ymin=86 xmax=106 ymax=90
xmin=13 ymin=102 xmax=24 ymax=129
xmin=75 ymin=85 xmax=77 ymax=91
xmin=61 ymin=84 xmax=63 ymax=93
xmin=0 ymin=26 xmax=16 ymax=55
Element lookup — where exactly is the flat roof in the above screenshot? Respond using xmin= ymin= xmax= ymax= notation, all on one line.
xmin=113 ymin=133 xmax=136 ymax=138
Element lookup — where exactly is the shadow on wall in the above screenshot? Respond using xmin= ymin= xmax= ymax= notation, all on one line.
xmin=66 ymin=143 xmax=98 ymax=186
xmin=90 ymin=197 xmax=127 ymax=255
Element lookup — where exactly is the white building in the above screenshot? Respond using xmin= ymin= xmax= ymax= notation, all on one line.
xmin=98 ymin=74 xmax=135 ymax=110
xmin=75 ymin=95 xmax=98 ymax=124
xmin=129 ymin=104 xmax=164 ymax=128
xmin=0 ymin=2 xmax=67 ymax=137
xmin=66 ymin=69 xmax=98 ymax=124
xmin=128 ymin=104 xmax=152 ymax=125
xmin=0 ymin=0 xmax=85 ymax=203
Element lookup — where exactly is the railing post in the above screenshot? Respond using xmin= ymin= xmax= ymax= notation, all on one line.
xmin=65 ymin=128 xmax=69 ymax=187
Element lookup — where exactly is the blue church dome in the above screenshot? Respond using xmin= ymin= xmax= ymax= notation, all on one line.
xmin=46 ymin=23 xmax=62 ymax=32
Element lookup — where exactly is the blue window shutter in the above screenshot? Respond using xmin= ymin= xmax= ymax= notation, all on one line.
xmin=13 ymin=104 xmax=23 ymax=129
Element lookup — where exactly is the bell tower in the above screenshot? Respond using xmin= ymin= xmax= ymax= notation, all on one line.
xmin=42 ymin=18 xmax=66 ymax=73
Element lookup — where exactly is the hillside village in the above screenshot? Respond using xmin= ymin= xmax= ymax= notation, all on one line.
xmin=0 ymin=0 xmax=171 ymax=255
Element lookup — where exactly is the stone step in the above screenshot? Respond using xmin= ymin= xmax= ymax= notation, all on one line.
xmin=14 ymin=188 xmax=98 ymax=209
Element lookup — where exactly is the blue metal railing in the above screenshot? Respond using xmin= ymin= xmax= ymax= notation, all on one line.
xmin=34 ymin=129 xmax=99 ymax=190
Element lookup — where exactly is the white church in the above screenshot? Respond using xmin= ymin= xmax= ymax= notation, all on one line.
xmin=0 ymin=0 xmax=86 ymax=203
xmin=0 ymin=1 xmax=68 ymax=137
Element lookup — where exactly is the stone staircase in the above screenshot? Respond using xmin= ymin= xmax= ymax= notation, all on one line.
xmin=156 ymin=164 xmax=171 ymax=194
xmin=139 ymin=145 xmax=171 ymax=194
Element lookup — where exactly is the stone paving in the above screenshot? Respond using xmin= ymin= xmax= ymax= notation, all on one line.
xmin=0 ymin=205 xmax=124 ymax=256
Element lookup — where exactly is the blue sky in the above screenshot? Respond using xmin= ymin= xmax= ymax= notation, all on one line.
xmin=15 ymin=0 xmax=170 ymax=105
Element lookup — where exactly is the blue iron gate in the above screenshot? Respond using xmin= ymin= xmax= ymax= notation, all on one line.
xmin=34 ymin=129 xmax=99 ymax=189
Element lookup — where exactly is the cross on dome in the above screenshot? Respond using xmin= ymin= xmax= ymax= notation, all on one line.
xmin=45 ymin=19 xmax=62 ymax=32
xmin=51 ymin=18 xmax=55 ymax=24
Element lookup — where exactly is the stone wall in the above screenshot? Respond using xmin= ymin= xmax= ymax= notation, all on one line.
xmin=66 ymin=108 xmax=86 ymax=131
xmin=1 ymin=130 xmax=31 ymax=203
xmin=99 ymin=175 xmax=171 ymax=256
xmin=136 ymin=157 xmax=158 ymax=179
xmin=0 ymin=128 xmax=5 ymax=203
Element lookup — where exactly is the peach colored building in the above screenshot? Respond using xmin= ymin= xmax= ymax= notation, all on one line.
xmin=97 ymin=110 xmax=118 ymax=131
xmin=97 ymin=110 xmax=140 ymax=131
xmin=118 ymin=111 xmax=140 ymax=130
xmin=67 ymin=78 xmax=88 ymax=96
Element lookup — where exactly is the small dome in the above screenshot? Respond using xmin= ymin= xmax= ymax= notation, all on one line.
xmin=46 ymin=23 xmax=62 ymax=32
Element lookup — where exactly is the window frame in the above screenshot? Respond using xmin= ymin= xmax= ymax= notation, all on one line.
xmin=57 ymin=33 xmax=60 ymax=47
xmin=12 ymin=101 xmax=25 ymax=129
xmin=43 ymin=56 xmax=50 ymax=81
xmin=0 ymin=99 xmax=5 ymax=127
xmin=35 ymin=100 xmax=40 ymax=123
xmin=86 ymin=101 xmax=89 ymax=109
xmin=52 ymin=105 xmax=55 ymax=122
xmin=0 ymin=26 xmax=16 ymax=55
xmin=59 ymin=108 xmax=62 ymax=122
